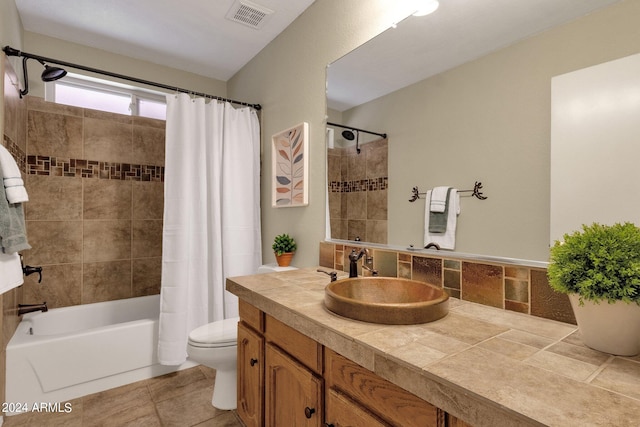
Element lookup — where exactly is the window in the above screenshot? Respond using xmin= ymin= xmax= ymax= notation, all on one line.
xmin=45 ymin=73 xmax=167 ymax=120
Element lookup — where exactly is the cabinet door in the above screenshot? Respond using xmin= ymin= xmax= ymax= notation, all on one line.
xmin=325 ymin=388 xmax=390 ymax=427
xmin=237 ymin=322 xmax=264 ymax=427
xmin=265 ymin=343 xmax=323 ymax=427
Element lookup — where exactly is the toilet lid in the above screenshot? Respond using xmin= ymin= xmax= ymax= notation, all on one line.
xmin=188 ymin=316 xmax=239 ymax=346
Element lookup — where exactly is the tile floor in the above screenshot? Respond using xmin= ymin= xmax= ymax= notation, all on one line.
xmin=2 ymin=365 xmax=244 ymax=427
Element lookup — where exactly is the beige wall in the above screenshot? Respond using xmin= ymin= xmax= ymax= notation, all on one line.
xmin=232 ymin=0 xmax=640 ymax=263
xmin=228 ymin=0 xmax=405 ymax=267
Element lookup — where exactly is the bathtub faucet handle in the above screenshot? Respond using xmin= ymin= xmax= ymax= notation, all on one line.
xmin=22 ymin=264 xmax=43 ymax=283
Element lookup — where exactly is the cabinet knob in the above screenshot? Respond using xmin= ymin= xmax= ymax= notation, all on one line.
xmin=250 ymin=358 xmax=258 ymax=366
xmin=304 ymin=407 xmax=316 ymax=419
xmin=324 ymin=424 xmax=335 ymax=427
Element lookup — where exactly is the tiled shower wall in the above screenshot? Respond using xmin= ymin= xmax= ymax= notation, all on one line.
xmin=319 ymin=241 xmax=576 ymax=325
xmin=21 ymin=97 xmax=165 ymax=307
xmin=327 ymin=138 xmax=388 ymax=244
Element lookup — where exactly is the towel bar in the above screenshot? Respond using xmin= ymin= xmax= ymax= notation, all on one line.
xmin=408 ymin=181 xmax=487 ymax=202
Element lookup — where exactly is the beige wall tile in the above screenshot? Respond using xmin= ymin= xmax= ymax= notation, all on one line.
xmin=25 ymin=220 xmax=83 ymax=265
xmin=367 ymin=189 xmax=387 ymax=220
xmin=83 ymin=260 xmax=132 ymax=303
xmin=132 ymin=220 xmax=163 ymax=258
xmin=25 ymin=175 xmax=82 ymax=220
xmin=132 ymin=257 xmax=162 ymax=297
xmin=84 ymin=118 xmax=132 ymax=163
xmin=84 ymin=179 xmax=132 ymax=220
xmin=132 ymin=181 xmax=164 ymax=220
xmin=27 ymin=110 xmax=83 ymax=157
xmin=83 ymin=220 xmax=132 ymax=262
xmin=132 ymin=125 xmax=165 ymax=165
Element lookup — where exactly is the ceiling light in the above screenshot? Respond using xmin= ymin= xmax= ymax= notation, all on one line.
xmin=413 ymin=0 xmax=440 ymax=16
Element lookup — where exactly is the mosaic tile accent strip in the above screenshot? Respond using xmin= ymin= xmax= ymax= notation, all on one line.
xmin=27 ymin=155 xmax=164 ymax=182
xmin=3 ymin=134 xmax=27 ymax=172
xmin=328 ymin=177 xmax=388 ymax=193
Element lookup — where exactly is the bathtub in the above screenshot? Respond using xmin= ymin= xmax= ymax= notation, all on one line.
xmin=5 ymin=295 xmax=196 ymax=415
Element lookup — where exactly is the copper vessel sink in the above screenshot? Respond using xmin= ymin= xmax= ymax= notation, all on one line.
xmin=324 ymin=277 xmax=449 ymax=325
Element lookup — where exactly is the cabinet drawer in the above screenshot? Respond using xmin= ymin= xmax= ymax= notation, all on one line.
xmin=325 ymin=349 xmax=444 ymax=427
xmin=326 ymin=388 xmax=390 ymax=427
xmin=265 ymin=314 xmax=322 ymax=374
xmin=239 ymin=299 xmax=264 ymax=332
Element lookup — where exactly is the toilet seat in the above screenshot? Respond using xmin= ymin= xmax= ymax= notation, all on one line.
xmin=188 ymin=316 xmax=239 ymax=348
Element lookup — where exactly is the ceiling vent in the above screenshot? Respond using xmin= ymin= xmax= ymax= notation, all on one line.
xmin=225 ymin=0 xmax=274 ymax=30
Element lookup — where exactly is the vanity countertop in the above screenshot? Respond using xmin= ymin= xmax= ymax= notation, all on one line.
xmin=226 ymin=267 xmax=640 ymax=427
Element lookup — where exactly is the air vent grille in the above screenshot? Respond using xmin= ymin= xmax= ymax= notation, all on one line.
xmin=225 ymin=0 xmax=274 ymax=30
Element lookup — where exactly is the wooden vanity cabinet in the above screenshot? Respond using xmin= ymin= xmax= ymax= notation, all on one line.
xmin=237 ymin=301 xmax=460 ymax=427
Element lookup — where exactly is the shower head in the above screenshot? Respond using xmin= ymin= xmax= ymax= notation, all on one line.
xmin=342 ymin=130 xmax=355 ymax=140
xmin=12 ymin=55 xmax=68 ymax=97
xmin=40 ymin=63 xmax=67 ymax=82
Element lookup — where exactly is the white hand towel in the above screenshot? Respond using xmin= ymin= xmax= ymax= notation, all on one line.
xmin=0 ymin=252 xmax=24 ymax=295
xmin=424 ymin=189 xmax=460 ymax=250
xmin=430 ymin=186 xmax=450 ymax=213
xmin=0 ymin=145 xmax=28 ymax=203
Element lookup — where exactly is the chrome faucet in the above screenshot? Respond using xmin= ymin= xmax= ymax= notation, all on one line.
xmin=18 ymin=302 xmax=48 ymax=315
xmin=348 ymin=248 xmax=373 ymax=278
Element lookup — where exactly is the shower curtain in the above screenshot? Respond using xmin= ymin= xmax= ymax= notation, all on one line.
xmin=158 ymin=94 xmax=262 ymax=365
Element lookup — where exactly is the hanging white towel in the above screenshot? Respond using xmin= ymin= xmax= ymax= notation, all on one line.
xmin=0 ymin=145 xmax=28 ymax=203
xmin=424 ymin=189 xmax=460 ymax=250
xmin=0 ymin=252 xmax=23 ymax=294
xmin=430 ymin=186 xmax=450 ymax=213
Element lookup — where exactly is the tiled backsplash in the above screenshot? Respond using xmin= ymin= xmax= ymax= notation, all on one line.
xmin=319 ymin=241 xmax=576 ymax=325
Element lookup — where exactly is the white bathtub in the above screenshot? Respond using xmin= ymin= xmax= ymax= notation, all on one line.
xmin=5 ymin=295 xmax=196 ymax=415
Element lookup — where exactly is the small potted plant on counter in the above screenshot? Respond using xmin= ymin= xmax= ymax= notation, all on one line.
xmin=272 ymin=233 xmax=297 ymax=267
xmin=548 ymin=222 xmax=640 ymax=356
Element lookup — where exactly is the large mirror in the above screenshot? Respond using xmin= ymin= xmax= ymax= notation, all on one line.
xmin=326 ymin=0 xmax=633 ymax=262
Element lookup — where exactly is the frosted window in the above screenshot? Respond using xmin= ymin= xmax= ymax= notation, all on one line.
xmin=138 ymin=98 xmax=167 ymax=120
xmin=55 ymin=84 xmax=131 ymax=115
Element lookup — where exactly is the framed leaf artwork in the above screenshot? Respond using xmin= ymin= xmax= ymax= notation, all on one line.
xmin=272 ymin=122 xmax=309 ymax=207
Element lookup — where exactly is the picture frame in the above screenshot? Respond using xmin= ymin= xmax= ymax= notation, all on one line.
xmin=272 ymin=122 xmax=309 ymax=207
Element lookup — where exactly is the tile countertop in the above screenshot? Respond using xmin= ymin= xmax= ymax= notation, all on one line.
xmin=226 ymin=267 xmax=640 ymax=427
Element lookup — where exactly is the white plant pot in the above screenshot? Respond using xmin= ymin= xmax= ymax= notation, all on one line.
xmin=569 ymin=294 xmax=640 ymax=356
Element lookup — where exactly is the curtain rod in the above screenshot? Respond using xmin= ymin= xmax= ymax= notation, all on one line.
xmin=2 ymin=46 xmax=261 ymax=110
xmin=327 ymin=121 xmax=387 ymax=139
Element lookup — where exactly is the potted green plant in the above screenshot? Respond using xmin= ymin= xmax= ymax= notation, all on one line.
xmin=272 ymin=233 xmax=297 ymax=267
xmin=548 ymin=222 xmax=640 ymax=356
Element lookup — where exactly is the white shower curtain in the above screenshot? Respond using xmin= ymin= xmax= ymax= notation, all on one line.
xmin=158 ymin=94 xmax=262 ymax=365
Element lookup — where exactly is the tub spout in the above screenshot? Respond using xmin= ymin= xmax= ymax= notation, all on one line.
xmin=18 ymin=302 xmax=48 ymax=315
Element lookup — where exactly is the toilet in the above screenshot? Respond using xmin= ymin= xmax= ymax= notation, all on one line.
xmin=186 ymin=263 xmax=297 ymax=410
